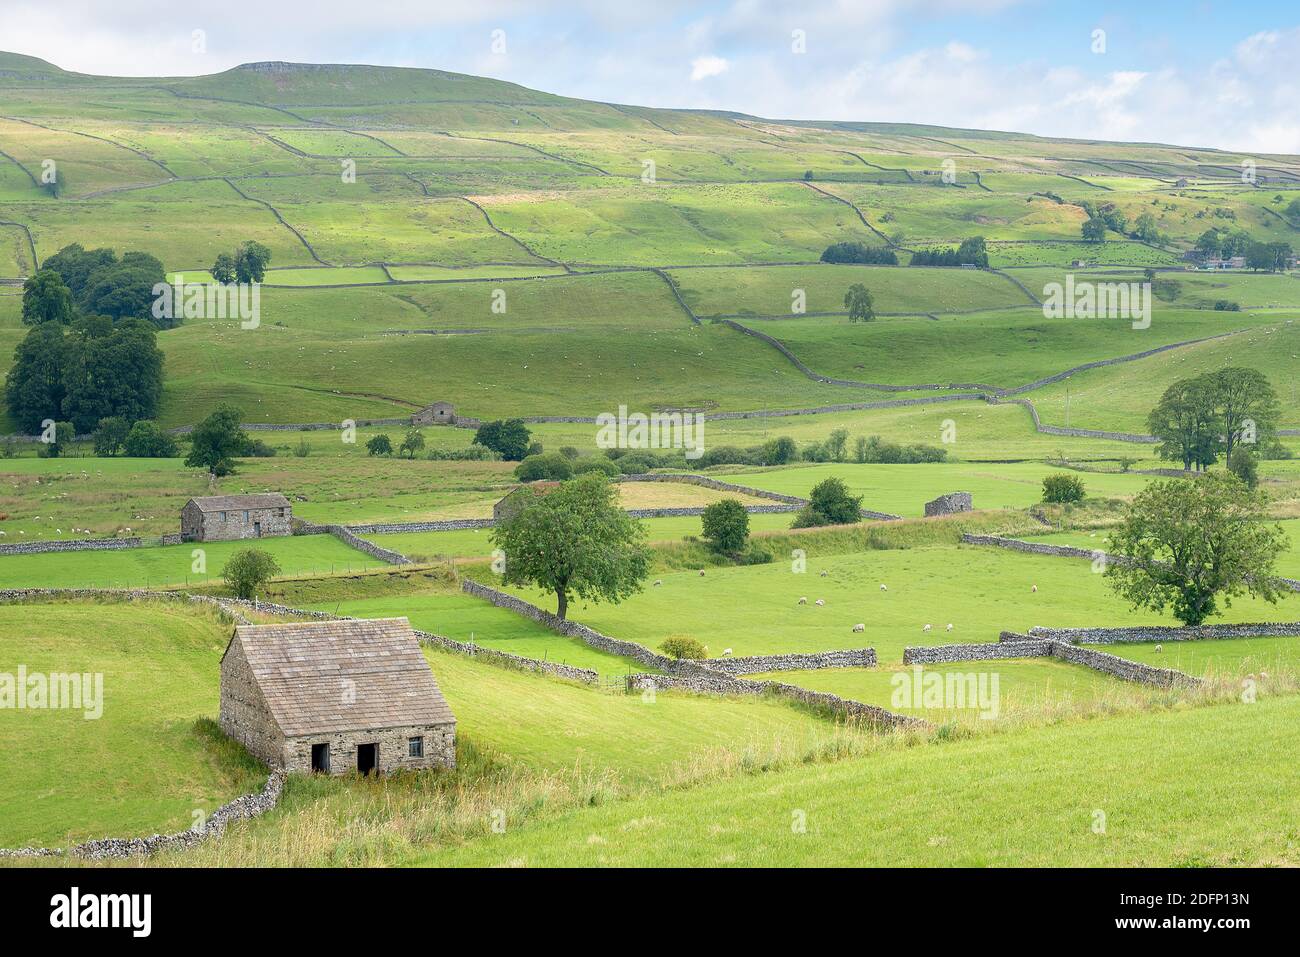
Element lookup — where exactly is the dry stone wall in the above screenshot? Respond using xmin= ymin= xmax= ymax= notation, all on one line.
xmin=0 ymin=536 xmax=142 ymax=556
xmin=703 ymin=648 xmax=876 ymax=675
xmin=1028 ymin=622 xmax=1300 ymax=643
xmin=321 ymin=524 xmax=413 ymax=565
xmin=0 ymin=771 xmax=286 ymax=860
xmin=901 ymin=637 xmax=1200 ymax=687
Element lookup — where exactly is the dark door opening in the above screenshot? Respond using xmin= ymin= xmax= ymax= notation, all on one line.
xmin=253 ymin=521 xmax=262 ymax=537
xmin=357 ymin=743 xmax=378 ymax=776
xmin=311 ymin=743 xmax=330 ymax=773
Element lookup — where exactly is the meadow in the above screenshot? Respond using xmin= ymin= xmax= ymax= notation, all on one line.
xmin=1 ymin=51 xmax=1299 ymax=868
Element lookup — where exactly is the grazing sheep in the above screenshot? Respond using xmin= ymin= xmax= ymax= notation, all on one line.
xmin=820 ymin=570 xmax=828 ymax=578
xmin=946 ymin=624 xmax=954 ymax=632
xmin=1154 ymin=644 xmax=1162 ymax=654
xmin=815 ymin=599 xmax=825 ymax=606
xmin=852 ymin=623 xmax=865 ymax=633
xmin=699 ymin=570 xmax=706 ymax=577
xmin=1261 ymin=670 xmax=1270 ymax=680
xmin=1031 ymin=584 xmax=1038 ymax=593
xmin=880 ymin=584 xmax=888 ymax=591
xmin=923 ymin=624 xmax=932 ymax=632
xmin=798 ymin=597 xmax=808 ymax=605
xmin=722 ymin=648 xmax=733 ymax=657
xmin=653 ymin=580 xmax=662 ymax=587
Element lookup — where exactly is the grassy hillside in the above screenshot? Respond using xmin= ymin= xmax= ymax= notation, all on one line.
xmin=416 ymin=693 xmax=1300 ymax=867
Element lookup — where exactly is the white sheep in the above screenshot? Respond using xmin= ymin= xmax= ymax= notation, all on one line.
xmin=946 ymin=624 xmax=954 ymax=632
xmin=880 ymin=584 xmax=887 ymax=591
xmin=722 ymin=648 xmax=733 ymax=657
xmin=1031 ymin=584 xmax=1038 ymax=593
xmin=653 ymin=580 xmax=662 ymax=587
xmin=923 ymin=624 xmax=932 ymax=632
xmin=820 ymin=570 xmax=829 ymax=578
xmin=852 ymin=623 xmax=865 ymax=633
xmin=1154 ymin=644 xmax=1162 ymax=654
xmin=815 ymin=599 xmax=825 ymax=606
xmin=798 ymin=597 xmax=808 ymax=605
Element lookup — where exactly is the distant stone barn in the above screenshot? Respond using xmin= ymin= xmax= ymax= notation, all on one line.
xmin=219 ymin=617 xmax=456 ymax=776
xmin=411 ymin=401 xmax=456 ymax=426
xmin=181 ymin=493 xmax=292 ymax=542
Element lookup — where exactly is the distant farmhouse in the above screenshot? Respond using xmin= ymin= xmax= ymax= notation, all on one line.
xmin=411 ymin=401 xmax=456 ymax=426
xmin=220 ymin=618 xmax=456 ymax=776
xmin=181 ymin=493 xmax=292 ymax=542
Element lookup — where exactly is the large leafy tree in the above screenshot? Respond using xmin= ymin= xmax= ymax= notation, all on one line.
xmin=491 ymin=474 xmax=650 ymax=619
xmin=21 ymin=269 xmax=75 ymax=326
xmin=843 ymin=283 xmax=875 ymax=323
xmin=473 ymin=418 xmax=532 ymax=461
xmin=61 ymin=318 xmax=164 ymax=433
xmin=234 ymin=242 xmax=272 ymax=284
xmin=700 ymin=498 xmax=749 ymax=553
xmin=4 ymin=323 xmax=72 ymax=431
xmin=792 ymin=477 xmax=863 ymax=527
xmin=1106 ymin=474 xmax=1286 ymax=625
xmin=1147 ymin=376 xmax=1220 ymax=471
xmin=1208 ymin=367 xmax=1280 ymax=460
xmin=185 ymin=403 xmax=248 ymax=476
xmin=223 ymin=548 xmax=282 ymax=600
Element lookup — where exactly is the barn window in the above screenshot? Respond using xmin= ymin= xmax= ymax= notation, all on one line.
xmin=219 ymin=511 xmax=227 ymax=521
xmin=243 ymin=510 xmax=250 ymax=522
xmin=408 ymin=736 xmax=424 ymax=758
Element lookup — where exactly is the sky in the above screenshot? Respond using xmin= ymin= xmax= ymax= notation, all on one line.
xmin=4 ymin=0 xmax=1300 ymax=152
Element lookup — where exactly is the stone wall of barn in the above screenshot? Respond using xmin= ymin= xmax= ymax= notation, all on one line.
xmin=282 ymin=723 xmax=455 ymax=775
xmin=186 ymin=504 xmax=292 ymax=542
xmin=219 ymin=641 xmax=286 ymax=768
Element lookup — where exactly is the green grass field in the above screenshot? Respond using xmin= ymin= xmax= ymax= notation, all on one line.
xmin=0 ymin=600 xmax=264 ymax=847
xmin=496 ymin=543 xmax=1300 ymax=661
xmin=0 ymin=533 xmax=379 ymax=589
xmin=416 ymin=694 xmax=1300 ymax=866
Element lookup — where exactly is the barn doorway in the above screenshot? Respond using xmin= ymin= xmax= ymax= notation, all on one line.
xmin=357 ymin=743 xmax=378 ymax=776
xmin=253 ymin=521 xmax=262 ymax=537
xmin=311 ymin=743 xmax=330 ymax=773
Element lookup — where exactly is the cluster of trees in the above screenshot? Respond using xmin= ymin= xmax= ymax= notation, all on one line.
xmin=6 ymin=315 xmax=165 ymax=436
xmin=909 ymin=236 xmax=988 ymax=268
xmin=210 ymin=242 xmax=272 ymax=285
xmin=1147 ymin=368 xmax=1283 ymax=477
xmin=8 ymin=243 xmax=174 ymax=447
xmin=26 ymin=244 xmax=171 ymax=327
xmin=1079 ymin=201 xmax=1135 ymax=243
xmin=820 ymin=241 xmax=898 ymax=265
xmin=1194 ymin=228 xmax=1292 ymax=271
xmin=473 ymin=419 xmax=533 ymax=461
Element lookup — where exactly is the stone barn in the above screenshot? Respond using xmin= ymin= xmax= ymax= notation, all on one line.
xmin=924 ymin=492 xmax=973 ymax=517
xmin=411 ymin=401 xmax=456 ymax=426
xmin=219 ymin=617 xmax=456 ymax=776
xmin=492 ymin=482 xmax=561 ymax=522
xmin=181 ymin=493 xmax=292 ymax=542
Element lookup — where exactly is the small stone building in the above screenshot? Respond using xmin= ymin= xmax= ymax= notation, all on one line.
xmin=181 ymin=493 xmax=292 ymax=542
xmin=219 ymin=617 xmax=456 ymax=776
xmin=492 ymin=482 xmax=561 ymax=523
xmin=924 ymin=491 xmax=973 ymax=517
xmin=411 ymin=401 xmax=456 ymax=426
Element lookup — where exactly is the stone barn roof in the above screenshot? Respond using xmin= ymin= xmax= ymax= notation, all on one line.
xmin=222 ymin=618 xmax=454 ymax=737
xmin=187 ymin=493 xmax=291 ymax=513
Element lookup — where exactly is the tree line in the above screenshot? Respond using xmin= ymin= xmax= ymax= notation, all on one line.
xmin=1147 ymin=368 xmax=1285 ymax=478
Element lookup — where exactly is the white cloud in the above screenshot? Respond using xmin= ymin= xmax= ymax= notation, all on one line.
xmin=690 ymin=55 xmax=729 ymax=82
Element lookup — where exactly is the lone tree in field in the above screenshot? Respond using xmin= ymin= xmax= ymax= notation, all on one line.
xmin=399 ymin=428 xmax=425 ymax=459
xmin=844 ymin=283 xmax=876 ymax=322
xmin=491 ymin=473 xmax=649 ymax=620
xmin=185 ymin=403 xmax=248 ymax=477
xmin=1106 ymin=474 xmax=1285 ymax=626
xmin=223 ymin=548 xmax=282 ymax=600
xmin=366 ymin=433 xmax=393 ymax=456
xmin=792 ymin=477 xmax=863 ymax=527
xmin=701 ymin=498 xmax=749 ymax=553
